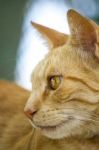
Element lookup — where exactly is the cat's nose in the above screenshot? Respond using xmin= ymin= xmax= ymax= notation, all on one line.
xmin=24 ymin=108 xmax=37 ymax=120
xmin=24 ymin=93 xmax=40 ymax=120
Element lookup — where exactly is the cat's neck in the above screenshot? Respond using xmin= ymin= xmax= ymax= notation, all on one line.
xmin=30 ymin=129 xmax=99 ymax=150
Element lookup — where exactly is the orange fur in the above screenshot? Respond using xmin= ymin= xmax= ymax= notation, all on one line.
xmin=0 ymin=9 xmax=99 ymax=150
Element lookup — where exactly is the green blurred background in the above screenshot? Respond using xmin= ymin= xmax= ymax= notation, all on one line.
xmin=0 ymin=0 xmax=27 ymax=80
xmin=0 ymin=0 xmax=99 ymax=88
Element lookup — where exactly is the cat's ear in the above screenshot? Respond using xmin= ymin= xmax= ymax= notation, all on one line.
xmin=67 ymin=9 xmax=99 ymax=58
xmin=31 ymin=22 xmax=68 ymax=49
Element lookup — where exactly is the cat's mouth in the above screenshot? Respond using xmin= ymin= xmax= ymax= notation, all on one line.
xmin=33 ymin=120 xmax=69 ymax=131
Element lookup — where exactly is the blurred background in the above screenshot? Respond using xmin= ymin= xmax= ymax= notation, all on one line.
xmin=0 ymin=0 xmax=99 ymax=90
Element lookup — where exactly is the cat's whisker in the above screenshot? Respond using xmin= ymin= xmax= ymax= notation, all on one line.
xmin=1 ymin=9 xmax=99 ymax=149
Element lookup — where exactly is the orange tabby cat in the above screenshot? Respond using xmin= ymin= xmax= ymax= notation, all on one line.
xmin=0 ymin=9 xmax=99 ymax=150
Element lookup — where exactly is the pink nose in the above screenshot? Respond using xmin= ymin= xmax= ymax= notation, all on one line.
xmin=24 ymin=108 xmax=37 ymax=120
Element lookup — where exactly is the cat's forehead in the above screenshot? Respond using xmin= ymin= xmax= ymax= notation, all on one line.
xmin=31 ymin=46 xmax=84 ymax=82
xmin=31 ymin=48 xmax=63 ymax=80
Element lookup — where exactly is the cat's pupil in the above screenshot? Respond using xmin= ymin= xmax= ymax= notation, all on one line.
xmin=48 ymin=75 xmax=62 ymax=90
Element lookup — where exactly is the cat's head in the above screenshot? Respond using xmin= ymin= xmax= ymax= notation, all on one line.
xmin=24 ymin=9 xmax=99 ymax=139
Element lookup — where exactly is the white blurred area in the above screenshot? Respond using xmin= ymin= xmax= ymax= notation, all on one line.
xmin=15 ymin=0 xmax=69 ymax=90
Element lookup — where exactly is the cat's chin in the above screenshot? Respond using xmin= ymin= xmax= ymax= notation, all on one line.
xmin=30 ymin=119 xmax=78 ymax=139
xmin=29 ymin=118 xmax=84 ymax=139
xmin=39 ymin=121 xmax=72 ymax=139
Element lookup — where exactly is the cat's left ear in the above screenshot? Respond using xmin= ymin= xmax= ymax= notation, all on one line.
xmin=31 ymin=22 xmax=68 ymax=49
xmin=67 ymin=9 xmax=99 ymax=58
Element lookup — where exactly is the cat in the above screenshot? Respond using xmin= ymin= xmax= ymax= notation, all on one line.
xmin=0 ymin=9 xmax=99 ymax=150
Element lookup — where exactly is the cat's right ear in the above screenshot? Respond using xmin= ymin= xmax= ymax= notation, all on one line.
xmin=31 ymin=22 xmax=68 ymax=49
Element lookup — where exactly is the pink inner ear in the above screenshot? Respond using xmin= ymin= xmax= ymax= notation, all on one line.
xmin=67 ymin=9 xmax=97 ymax=54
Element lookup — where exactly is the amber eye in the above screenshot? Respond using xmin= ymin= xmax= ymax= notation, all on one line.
xmin=48 ymin=75 xmax=62 ymax=90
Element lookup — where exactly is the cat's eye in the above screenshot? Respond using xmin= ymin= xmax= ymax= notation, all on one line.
xmin=48 ymin=75 xmax=62 ymax=90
